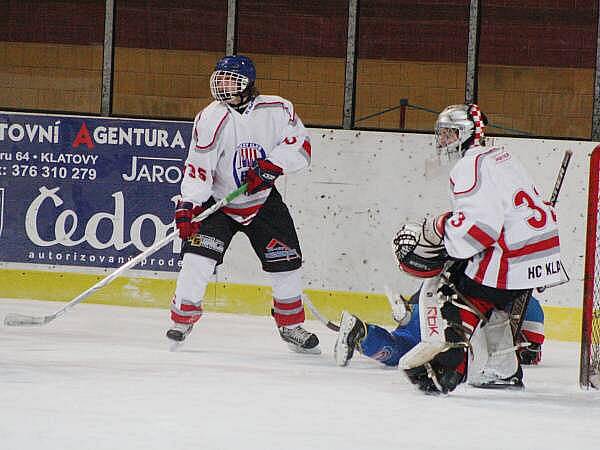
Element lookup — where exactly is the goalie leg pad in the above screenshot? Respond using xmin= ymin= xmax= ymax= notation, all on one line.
xmin=468 ymin=309 xmax=520 ymax=386
xmin=400 ymin=277 xmax=472 ymax=393
xmin=401 ymin=277 xmax=507 ymax=394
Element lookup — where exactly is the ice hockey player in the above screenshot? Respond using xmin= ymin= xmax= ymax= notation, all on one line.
xmin=334 ymin=291 xmax=545 ymax=368
xmin=166 ymin=55 xmax=319 ymax=354
xmin=389 ymin=103 xmax=563 ymax=394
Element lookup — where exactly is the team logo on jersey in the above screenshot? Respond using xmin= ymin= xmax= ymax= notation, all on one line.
xmin=232 ymin=142 xmax=266 ymax=187
xmin=264 ymin=238 xmax=300 ymax=262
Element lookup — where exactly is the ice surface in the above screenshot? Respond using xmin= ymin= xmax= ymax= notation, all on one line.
xmin=1 ymin=299 xmax=599 ymax=450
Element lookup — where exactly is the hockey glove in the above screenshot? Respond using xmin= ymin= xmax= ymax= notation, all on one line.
xmin=517 ymin=342 xmax=542 ymax=365
xmin=175 ymin=200 xmax=205 ymax=239
xmin=405 ymin=362 xmax=463 ymax=395
xmin=245 ymin=159 xmax=283 ymax=195
xmin=393 ymin=213 xmax=450 ymax=278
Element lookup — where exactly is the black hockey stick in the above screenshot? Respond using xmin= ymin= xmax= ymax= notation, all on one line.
xmin=509 ymin=149 xmax=572 ymax=339
xmin=4 ymin=184 xmax=248 ymax=327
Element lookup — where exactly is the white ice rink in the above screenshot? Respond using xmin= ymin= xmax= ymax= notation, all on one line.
xmin=1 ymin=299 xmax=599 ymax=450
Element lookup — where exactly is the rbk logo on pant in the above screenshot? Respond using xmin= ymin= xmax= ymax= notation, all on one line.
xmin=264 ymin=238 xmax=299 ymax=262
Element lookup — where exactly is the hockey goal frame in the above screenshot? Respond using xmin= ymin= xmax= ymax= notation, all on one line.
xmin=580 ymin=144 xmax=600 ymax=389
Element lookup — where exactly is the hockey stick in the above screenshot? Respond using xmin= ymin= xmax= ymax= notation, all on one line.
xmin=4 ymin=184 xmax=248 ymax=327
xmin=510 ymin=149 xmax=572 ymax=339
xmin=303 ymin=289 xmax=412 ymax=333
xmin=302 ymin=294 xmax=340 ymax=331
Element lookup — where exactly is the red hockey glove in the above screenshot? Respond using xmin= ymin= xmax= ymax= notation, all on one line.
xmin=175 ymin=200 xmax=204 ymax=239
xmin=245 ymin=159 xmax=283 ymax=195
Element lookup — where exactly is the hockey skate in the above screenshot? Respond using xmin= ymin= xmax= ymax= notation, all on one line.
xmin=166 ymin=322 xmax=194 ymax=350
xmin=472 ymin=365 xmax=525 ymax=390
xmin=279 ymin=325 xmax=321 ymax=354
xmin=334 ymin=311 xmax=367 ymax=367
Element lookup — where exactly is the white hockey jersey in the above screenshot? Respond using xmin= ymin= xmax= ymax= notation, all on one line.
xmin=180 ymin=95 xmax=311 ymax=224
xmin=443 ymin=145 xmax=563 ymax=290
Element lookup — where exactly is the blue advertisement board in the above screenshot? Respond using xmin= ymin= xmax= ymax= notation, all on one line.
xmin=0 ymin=112 xmax=191 ymax=272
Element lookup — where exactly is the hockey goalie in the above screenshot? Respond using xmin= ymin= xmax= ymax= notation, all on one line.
xmin=393 ymin=104 xmax=565 ymax=394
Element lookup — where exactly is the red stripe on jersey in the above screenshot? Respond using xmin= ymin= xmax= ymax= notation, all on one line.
xmin=497 ymin=233 xmax=510 ymax=289
xmin=467 ymin=224 xmax=496 ymax=247
xmin=496 ymin=233 xmax=559 ymax=288
xmin=302 ymin=139 xmax=312 ymax=157
xmin=195 ymin=113 xmax=228 ymax=150
xmin=254 ymin=101 xmax=295 ymax=122
xmin=452 ymin=149 xmax=496 ymax=196
xmin=222 ymin=203 xmax=263 ymax=217
xmin=505 ymin=236 xmax=560 ymax=258
xmin=473 ymin=247 xmax=494 ymax=284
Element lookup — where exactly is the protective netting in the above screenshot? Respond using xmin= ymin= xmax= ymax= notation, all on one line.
xmin=581 ymin=146 xmax=600 ymax=389
xmin=589 ymin=207 xmax=600 ymax=388
xmin=591 ymin=201 xmax=600 ymax=386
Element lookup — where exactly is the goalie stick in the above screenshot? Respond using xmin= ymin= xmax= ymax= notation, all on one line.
xmin=509 ymin=149 xmax=572 ymax=339
xmin=4 ymin=184 xmax=248 ymax=327
xmin=302 ymin=288 xmax=410 ymax=333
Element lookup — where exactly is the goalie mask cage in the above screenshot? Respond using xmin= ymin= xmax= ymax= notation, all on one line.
xmin=581 ymin=144 xmax=600 ymax=389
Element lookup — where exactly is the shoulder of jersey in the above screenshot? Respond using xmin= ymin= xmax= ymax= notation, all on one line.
xmin=450 ymin=146 xmax=505 ymax=195
xmin=193 ymin=101 xmax=229 ymax=151
xmin=253 ymin=95 xmax=296 ymax=122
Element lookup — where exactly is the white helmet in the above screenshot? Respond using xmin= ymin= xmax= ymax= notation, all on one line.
xmin=435 ymin=104 xmax=487 ymax=159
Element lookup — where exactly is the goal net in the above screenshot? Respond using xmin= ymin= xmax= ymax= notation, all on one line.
xmin=581 ymin=144 xmax=600 ymax=389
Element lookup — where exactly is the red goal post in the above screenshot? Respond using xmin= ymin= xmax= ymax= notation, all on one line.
xmin=581 ymin=144 xmax=600 ymax=389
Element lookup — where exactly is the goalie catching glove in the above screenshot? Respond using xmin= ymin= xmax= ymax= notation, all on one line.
xmin=393 ymin=214 xmax=451 ymax=278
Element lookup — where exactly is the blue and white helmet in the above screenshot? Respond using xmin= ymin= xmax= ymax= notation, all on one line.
xmin=210 ymin=55 xmax=256 ymax=103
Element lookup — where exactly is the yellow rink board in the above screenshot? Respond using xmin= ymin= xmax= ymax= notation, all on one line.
xmin=0 ymin=269 xmax=582 ymax=342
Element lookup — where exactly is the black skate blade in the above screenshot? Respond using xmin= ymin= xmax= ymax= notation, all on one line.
xmin=472 ymin=381 xmax=524 ymax=391
xmin=287 ymin=342 xmax=321 ymax=355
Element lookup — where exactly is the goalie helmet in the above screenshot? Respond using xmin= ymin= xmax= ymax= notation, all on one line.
xmin=434 ymin=104 xmax=488 ymax=161
xmin=210 ymin=55 xmax=256 ymax=103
